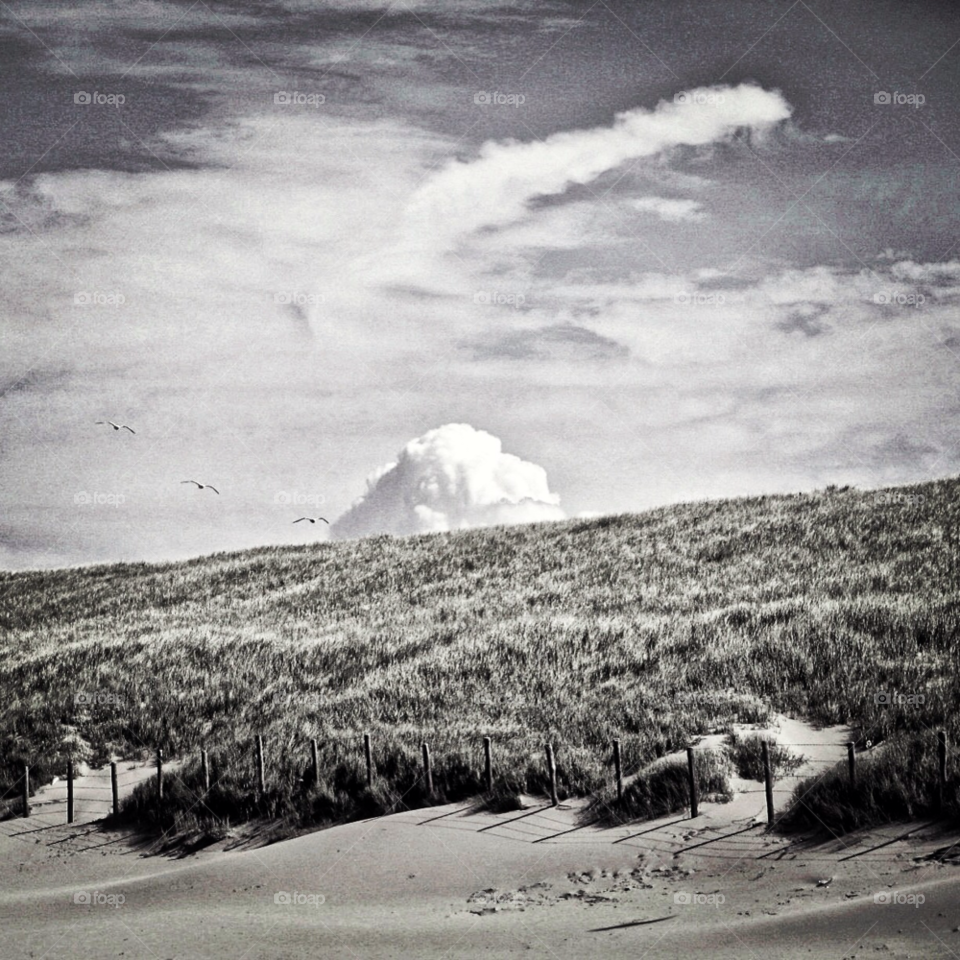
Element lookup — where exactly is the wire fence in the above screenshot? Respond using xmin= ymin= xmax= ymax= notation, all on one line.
xmin=4 ymin=726 xmax=952 ymax=861
xmin=6 ymin=726 xmax=948 ymax=835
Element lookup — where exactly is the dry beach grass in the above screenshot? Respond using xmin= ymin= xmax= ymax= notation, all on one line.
xmin=1 ymin=477 xmax=958 ymax=837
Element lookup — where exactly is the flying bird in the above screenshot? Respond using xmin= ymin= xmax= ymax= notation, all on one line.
xmin=96 ymin=421 xmax=135 ymax=433
xmin=181 ymin=480 xmax=220 ymax=494
xmin=293 ymin=516 xmax=329 ymax=524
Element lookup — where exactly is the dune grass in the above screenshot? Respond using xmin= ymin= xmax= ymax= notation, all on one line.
xmin=779 ymin=734 xmax=958 ymax=834
xmin=726 ymin=732 xmax=806 ymax=781
xmin=587 ymin=748 xmax=734 ymax=826
xmin=1 ymin=477 xmax=957 ymax=836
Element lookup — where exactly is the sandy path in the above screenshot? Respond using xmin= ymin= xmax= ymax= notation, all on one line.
xmin=5 ymin=758 xmax=181 ymax=831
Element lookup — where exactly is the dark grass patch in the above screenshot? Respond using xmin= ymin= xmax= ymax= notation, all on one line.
xmin=779 ymin=733 xmax=959 ymax=834
xmin=586 ymin=749 xmax=733 ymax=827
xmin=727 ymin=733 xmax=806 ymax=780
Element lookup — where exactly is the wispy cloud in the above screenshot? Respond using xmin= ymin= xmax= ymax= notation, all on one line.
xmin=392 ymin=83 xmax=790 ymax=278
xmin=629 ymin=196 xmax=705 ymax=222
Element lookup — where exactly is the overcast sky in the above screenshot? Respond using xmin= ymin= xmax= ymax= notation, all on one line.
xmin=1 ymin=0 xmax=958 ymax=569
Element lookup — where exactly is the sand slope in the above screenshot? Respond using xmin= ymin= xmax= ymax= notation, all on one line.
xmin=3 ymin=720 xmax=957 ymax=959
xmin=3 ymin=793 xmax=959 ymax=959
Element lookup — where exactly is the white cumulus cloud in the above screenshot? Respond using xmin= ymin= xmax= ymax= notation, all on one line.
xmin=332 ymin=423 xmax=565 ymax=539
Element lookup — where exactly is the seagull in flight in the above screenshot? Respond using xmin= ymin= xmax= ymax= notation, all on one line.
xmin=293 ymin=516 xmax=328 ymax=524
xmin=181 ymin=480 xmax=220 ymax=494
xmin=96 ymin=421 xmax=135 ymax=433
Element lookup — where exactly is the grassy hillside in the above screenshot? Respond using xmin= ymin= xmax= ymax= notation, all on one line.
xmin=1 ymin=478 xmax=958 ymax=833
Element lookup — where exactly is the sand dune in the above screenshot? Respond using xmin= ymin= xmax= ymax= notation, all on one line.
xmin=6 ymin=718 xmax=957 ymax=958
xmin=3 ymin=781 xmax=959 ymax=960
xmin=2 ymin=721 xmax=954 ymax=958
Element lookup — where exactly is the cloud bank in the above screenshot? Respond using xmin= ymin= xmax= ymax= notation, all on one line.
xmin=332 ymin=423 xmax=565 ymax=539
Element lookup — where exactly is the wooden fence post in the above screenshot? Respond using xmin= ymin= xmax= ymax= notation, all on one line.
xmin=938 ymin=731 xmax=947 ymax=810
xmin=422 ymin=742 xmax=433 ymax=797
xmin=762 ymin=741 xmax=775 ymax=825
xmin=156 ymin=749 xmax=163 ymax=802
xmin=67 ymin=759 xmax=74 ymax=824
xmin=364 ymin=733 xmax=373 ymax=787
xmin=545 ymin=743 xmax=558 ymax=807
xmin=686 ymin=746 xmax=699 ymax=818
xmin=201 ymin=747 xmax=210 ymax=792
xmin=847 ymin=741 xmax=856 ymax=787
xmin=22 ymin=764 xmax=29 ymax=818
xmin=310 ymin=739 xmax=320 ymax=788
xmin=613 ymin=739 xmax=624 ymax=803
xmin=255 ymin=735 xmax=265 ymax=796
xmin=483 ymin=737 xmax=493 ymax=792
xmin=111 ymin=761 xmax=119 ymax=816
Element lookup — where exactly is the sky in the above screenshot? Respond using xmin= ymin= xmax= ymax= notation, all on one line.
xmin=1 ymin=0 xmax=959 ymax=569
